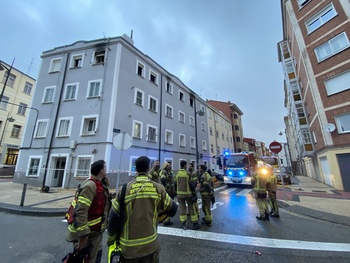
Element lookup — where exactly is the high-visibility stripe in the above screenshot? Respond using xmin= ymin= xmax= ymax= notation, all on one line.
xmin=120 ymin=231 xmax=157 ymax=247
xmin=78 ymin=196 xmax=92 ymax=207
xmin=88 ymin=217 xmax=102 ymax=226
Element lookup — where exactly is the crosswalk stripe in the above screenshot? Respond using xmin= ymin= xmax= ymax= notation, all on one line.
xmin=158 ymin=227 xmax=350 ymax=252
xmin=236 ymin=189 xmax=252 ymax=196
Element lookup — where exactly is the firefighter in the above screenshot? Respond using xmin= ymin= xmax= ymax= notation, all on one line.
xmin=252 ymin=164 xmax=270 ymax=221
xmin=268 ymin=168 xmax=279 ymax=218
xmin=107 ymin=156 xmax=177 ymax=263
xmin=175 ymin=160 xmax=200 ymax=230
xmin=149 ymin=160 xmax=161 ymax=183
xmin=187 ymin=163 xmax=200 ymax=221
xmin=160 ymin=162 xmax=175 ymax=226
xmin=198 ymin=164 xmax=214 ymax=226
xmin=66 ymin=160 xmax=111 ymax=263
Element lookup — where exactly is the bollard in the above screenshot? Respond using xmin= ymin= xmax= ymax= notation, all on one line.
xmin=20 ymin=183 xmax=27 ymax=206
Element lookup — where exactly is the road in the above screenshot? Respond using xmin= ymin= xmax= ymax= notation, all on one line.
xmin=0 ymin=185 xmax=349 ymax=262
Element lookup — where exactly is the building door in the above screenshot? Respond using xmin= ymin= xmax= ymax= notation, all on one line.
xmin=336 ymin=153 xmax=350 ymax=192
xmin=51 ymin=157 xmax=66 ymax=187
xmin=319 ymin=157 xmax=333 ymax=187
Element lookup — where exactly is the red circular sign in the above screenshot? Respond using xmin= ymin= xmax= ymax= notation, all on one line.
xmin=269 ymin=141 xmax=282 ymax=154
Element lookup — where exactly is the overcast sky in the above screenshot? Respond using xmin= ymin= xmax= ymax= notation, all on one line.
xmin=1 ymin=0 xmax=287 ymax=146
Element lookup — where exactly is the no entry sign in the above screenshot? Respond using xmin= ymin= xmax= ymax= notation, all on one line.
xmin=269 ymin=141 xmax=282 ymax=154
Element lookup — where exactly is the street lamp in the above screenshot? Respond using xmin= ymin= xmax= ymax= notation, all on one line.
xmin=0 ymin=116 xmax=15 ymax=158
xmin=195 ymin=109 xmax=205 ymax=167
xmin=0 ymin=59 xmax=15 ymax=102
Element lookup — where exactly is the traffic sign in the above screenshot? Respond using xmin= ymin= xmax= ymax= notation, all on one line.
xmin=113 ymin=132 xmax=132 ymax=150
xmin=269 ymin=141 xmax=282 ymax=154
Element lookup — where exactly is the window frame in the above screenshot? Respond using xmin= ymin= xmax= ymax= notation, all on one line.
xmin=17 ymin=103 xmax=27 ymax=116
xmin=64 ymin=82 xmax=79 ymax=101
xmin=134 ymin=88 xmax=144 ymax=107
xmin=148 ymin=95 xmax=158 ymax=113
xmin=190 ymin=136 xmax=195 ymax=149
xmin=26 ymin=156 xmax=42 ymax=177
xmin=136 ymin=60 xmax=145 ymax=78
xmin=306 ymin=3 xmax=337 ymax=34
xmin=87 ymin=79 xmax=102 ymax=98
xmin=165 ymin=104 xmax=173 ymax=118
xmin=201 ymin=122 xmax=206 ymax=131
xmin=335 ymin=112 xmax=350 ymax=134
xmin=75 ymin=156 xmax=93 ymax=177
xmin=314 ymin=32 xmax=350 ymax=62
xmin=56 ymin=117 xmax=73 ymax=137
xmin=179 ymin=133 xmax=186 ymax=147
xmin=166 ymin=81 xmax=173 ymax=94
xmin=34 ymin=119 xmax=49 ymax=138
xmin=149 ymin=69 xmax=159 ymax=85
xmin=23 ymin=81 xmax=33 ymax=95
xmin=189 ymin=116 xmax=195 ymax=127
xmin=81 ymin=114 xmax=98 ymax=136
xmin=202 ymin=140 xmax=207 ymax=151
xmin=42 ymin=86 xmax=56 ymax=104
xmin=11 ymin=124 xmax=21 ymax=138
xmin=92 ymin=49 xmax=105 ymax=65
xmin=132 ymin=120 xmax=143 ymax=139
xmin=70 ymin=53 xmax=84 ymax=68
xmin=49 ymin=58 xmax=62 ymax=73
xmin=147 ymin=124 xmax=158 ymax=143
xmin=179 ymin=90 xmax=185 ymax=102
xmin=165 ymin=129 xmax=173 ymax=145
xmin=178 ymin=111 xmax=185 ymax=123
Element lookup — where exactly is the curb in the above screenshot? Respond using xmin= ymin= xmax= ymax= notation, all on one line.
xmin=0 ymin=202 xmax=66 ymax=217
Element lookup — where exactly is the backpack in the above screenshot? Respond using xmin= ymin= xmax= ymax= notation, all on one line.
xmin=65 ymin=186 xmax=83 ymax=225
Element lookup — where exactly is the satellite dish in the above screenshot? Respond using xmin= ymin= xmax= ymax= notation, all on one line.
xmin=323 ymin=123 xmax=335 ymax=132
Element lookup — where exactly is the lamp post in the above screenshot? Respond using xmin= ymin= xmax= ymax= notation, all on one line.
xmin=0 ymin=59 xmax=15 ymax=102
xmin=0 ymin=115 xmax=15 ymax=160
xmin=194 ymin=109 xmax=205 ymax=167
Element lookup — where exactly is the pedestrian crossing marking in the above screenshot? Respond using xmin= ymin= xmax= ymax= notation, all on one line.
xmin=236 ymin=189 xmax=252 ymax=196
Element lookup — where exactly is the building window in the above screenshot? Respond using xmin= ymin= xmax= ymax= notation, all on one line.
xmin=201 ymin=122 xmax=206 ymax=131
xmin=233 ymin=114 xmax=238 ymax=119
xmin=76 ymin=156 xmax=92 ymax=177
xmin=1 ymin=71 xmax=16 ymax=87
xmin=57 ymin=117 xmax=72 ymax=137
xmin=149 ymin=70 xmax=158 ymax=85
xmin=222 ymin=133 xmax=225 ymax=140
xmin=179 ymin=134 xmax=186 ymax=147
xmin=335 ymin=112 xmax=350 ymax=134
xmin=214 ymin=115 xmax=218 ymax=122
xmin=208 ymin=110 xmax=212 ymax=119
xmin=42 ymin=86 xmax=55 ymax=103
xmin=27 ymin=157 xmax=41 ymax=177
xmin=136 ymin=60 xmax=145 ymax=78
xmin=190 ymin=137 xmax=195 ymax=149
xmin=166 ymin=82 xmax=173 ymax=94
xmin=82 ymin=115 xmax=97 ymax=136
xmin=87 ymin=80 xmax=102 ymax=98
xmin=226 ymin=135 xmax=229 ymax=142
xmin=17 ymin=103 xmax=27 ymax=116
xmin=209 ymin=127 xmax=213 ymax=136
xmin=93 ymin=49 xmax=105 ymax=64
xmin=11 ymin=125 xmax=21 ymax=138
xmin=236 ymin=136 xmax=241 ymax=142
xmin=306 ymin=3 xmax=337 ymax=34
xmin=179 ymin=111 xmax=185 ymax=123
xmin=147 ymin=125 xmax=157 ymax=142
xmin=35 ymin=120 xmax=49 ymax=138
xmin=165 ymin=130 xmax=173 ymax=144
xmin=216 ymin=130 xmax=219 ymax=138
xmin=200 ymin=105 xmax=205 ymax=112
xmin=148 ymin=96 xmax=158 ymax=113
xmin=302 ymin=129 xmax=312 ymax=144
xmin=165 ymin=104 xmax=173 ymax=118
xmin=325 ymin=70 xmax=350 ymax=96
xmin=0 ymin=96 xmax=8 ymax=110
xmin=297 ymin=0 xmax=311 ymax=8
xmin=315 ymin=32 xmax=350 ymax=62
xmin=23 ymin=82 xmax=32 ymax=95
xmin=189 ymin=116 xmax=194 ymax=127
xmin=189 ymin=98 xmax=194 ymax=107
xmin=202 ymin=140 xmax=207 ymax=150
xmin=134 ymin=88 xmax=144 ymax=107
xmin=235 ymin=125 xmax=239 ymax=131
xmin=179 ymin=91 xmax=185 ymax=102
xmin=70 ymin=54 xmax=83 ymax=68
xmin=49 ymin=58 xmax=62 ymax=73
xmin=64 ymin=83 xmax=78 ymax=101
xmin=132 ymin=120 xmax=142 ymax=139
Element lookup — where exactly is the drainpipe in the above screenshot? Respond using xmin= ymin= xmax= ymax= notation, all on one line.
xmin=158 ymin=74 xmax=163 ymax=162
xmin=41 ymin=52 xmax=70 ymax=191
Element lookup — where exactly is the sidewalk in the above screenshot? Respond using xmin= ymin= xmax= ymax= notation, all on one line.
xmin=0 ymin=176 xmax=350 ymax=226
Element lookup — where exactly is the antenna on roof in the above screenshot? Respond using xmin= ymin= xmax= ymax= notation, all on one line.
xmin=130 ymin=30 xmax=133 ymax=39
xmin=27 ymin=57 xmax=33 ymax=75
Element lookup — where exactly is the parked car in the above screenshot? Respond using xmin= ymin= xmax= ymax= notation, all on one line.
xmin=274 ymin=167 xmax=292 ymax=184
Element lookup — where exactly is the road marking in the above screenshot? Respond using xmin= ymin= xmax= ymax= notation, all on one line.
xmin=220 ymin=188 xmax=236 ymax=195
xmin=158 ymin=227 xmax=350 ymax=252
xmin=236 ymin=189 xmax=252 ymax=196
xmin=214 ymin=185 xmax=227 ymax=192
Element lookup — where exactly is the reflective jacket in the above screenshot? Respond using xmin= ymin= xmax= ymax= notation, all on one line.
xmin=199 ymin=172 xmax=213 ymax=198
xmin=108 ymin=174 xmax=176 ymax=259
xmin=148 ymin=167 xmax=160 ymax=184
xmin=175 ymin=169 xmax=191 ymax=198
xmin=253 ymin=173 xmax=268 ymax=194
xmin=66 ymin=177 xmax=110 ymax=241
xmin=268 ymin=173 xmax=278 ymax=192
xmin=160 ymin=169 xmax=175 ymax=197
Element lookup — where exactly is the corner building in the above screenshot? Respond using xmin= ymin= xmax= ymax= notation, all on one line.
xmin=279 ymin=0 xmax=350 ymax=191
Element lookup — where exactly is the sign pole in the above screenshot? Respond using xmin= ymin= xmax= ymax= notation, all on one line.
xmin=277 ymin=157 xmax=287 ymax=201
xmin=116 ymin=132 xmax=125 ymax=191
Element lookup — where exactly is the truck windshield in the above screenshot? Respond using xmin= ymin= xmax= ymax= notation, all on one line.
xmin=225 ymin=155 xmax=248 ymax=167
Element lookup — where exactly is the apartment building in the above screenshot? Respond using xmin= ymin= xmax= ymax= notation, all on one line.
xmin=206 ymin=103 xmax=234 ymax=171
xmin=279 ymin=0 xmax=350 ymax=191
xmin=14 ymin=34 xmax=208 ymax=188
xmin=0 ymin=60 xmax=36 ymax=167
xmin=207 ymin=100 xmax=244 ymax=152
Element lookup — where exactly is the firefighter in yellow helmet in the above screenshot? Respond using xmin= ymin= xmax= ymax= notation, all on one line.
xmin=160 ymin=161 xmax=175 ymax=226
xmin=252 ymin=164 xmax=271 ymax=221
xmin=149 ymin=160 xmax=161 ymax=183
